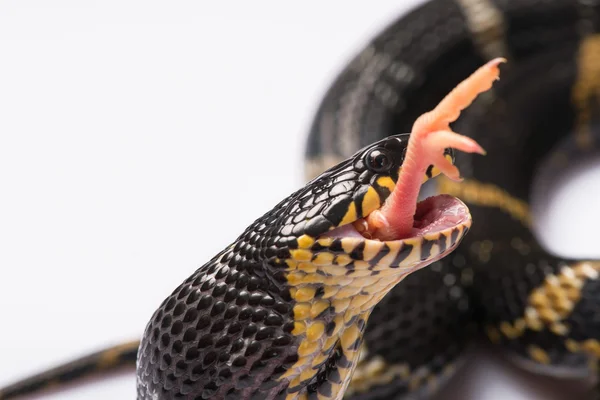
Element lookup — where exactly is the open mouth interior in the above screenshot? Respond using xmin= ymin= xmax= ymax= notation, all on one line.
xmin=323 ymin=193 xmax=469 ymax=243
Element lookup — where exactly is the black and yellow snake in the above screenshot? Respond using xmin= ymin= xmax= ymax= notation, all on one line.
xmin=2 ymin=0 xmax=600 ymax=399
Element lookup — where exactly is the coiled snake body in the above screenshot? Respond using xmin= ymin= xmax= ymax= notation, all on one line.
xmin=2 ymin=0 xmax=600 ymax=399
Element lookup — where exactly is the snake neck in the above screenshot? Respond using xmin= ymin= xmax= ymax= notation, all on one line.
xmin=276 ymin=245 xmax=431 ymax=397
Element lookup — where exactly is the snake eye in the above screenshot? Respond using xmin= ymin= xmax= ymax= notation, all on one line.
xmin=365 ymin=149 xmax=392 ymax=173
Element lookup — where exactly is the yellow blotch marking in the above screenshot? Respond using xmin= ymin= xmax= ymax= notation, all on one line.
xmin=298 ymin=340 xmax=320 ymax=357
xmin=312 ymin=252 xmax=335 ymax=266
xmin=530 ymin=291 xmax=550 ymax=307
xmin=349 ymin=294 xmax=373 ymax=311
xmin=290 ymin=249 xmax=313 ymax=262
xmin=371 ymin=267 xmax=403 ymax=277
xmin=565 ymin=339 xmax=580 ymax=353
xmin=341 ymin=238 xmax=358 ymax=255
xmin=334 ymin=254 xmax=353 ymax=266
xmin=499 ymin=321 xmax=523 ymax=339
xmin=293 ymin=286 xmax=316 ymax=302
xmin=363 ymin=274 xmax=394 ymax=292
xmin=524 ymin=308 xmax=544 ymax=331
xmin=296 ymin=234 xmax=315 ymax=249
xmin=349 ymin=275 xmax=383 ymax=288
xmin=528 ymin=345 xmax=551 ymax=365
xmin=344 ymin=311 xmax=358 ymax=325
xmin=341 ymin=324 xmax=361 ymax=351
xmin=572 ymin=34 xmax=600 ymax=150
xmin=292 ymin=321 xmax=307 ymax=336
xmin=322 ymin=286 xmax=339 ymax=299
xmin=338 ymin=201 xmax=357 ymax=227
xmin=581 ymin=339 xmax=600 ymax=357
xmin=347 ymin=355 xmax=413 ymax=395
xmin=376 ymin=176 xmax=395 ymax=193
xmin=422 ymin=231 xmax=441 ymax=242
xmin=297 ymin=262 xmax=317 ymax=274
xmin=323 ymin=276 xmax=353 ymax=287
xmin=513 ymin=319 xmax=527 ymax=333
xmin=306 ymin=322 xmax=325 ymax=342
xmin=287 ymin=271 xmax=307 ymax=286
xmin=371 ymin=241 xmax=402 ymax=268
xmin=332 ymin=298 xmax=351 ymax=313
xmin=310 ymin=300 xmax=330 ymax=318
xmin=299 ymin=366 xmax=318 ymax=383
xmin=335 ymin=285 xmax=363 ymax=299
xmin=322 ymin=334 xmax=339 ymax=353
xmin=293 ymin=304 xmax=311 ymax=321
xmin=329 ymin=316 xmax=344 ymax=337
xmin=316 ymin=237 xmax=334 ymax=247
xmin=311 ymin=351 xmax=329 ymax=368
xmin=345 ymin=268 xmax=372 ymax=279
xmin=550 ymin=322 xmax=569 ymax=336
xmin=320 ymin=265 xmax=348 ymax=277
xmin=301 ymin=274 xmax=326 ymax=285
xmin=498 ymin=262 xmax=600 ymax=339
xmin=361 ymin=186 xmax=381 ymax=216
xmin=538 ymin=308 xmax=560 ymax=324
xmin=360 ymin=294 xmax=388 ymax=312
xmin=352 ymin=261 xmax=371 ymax=271
xmin=287 ymin=376 xmax=302 ymax=392
xmin=394 ymin=242 xmax=420 ymax=268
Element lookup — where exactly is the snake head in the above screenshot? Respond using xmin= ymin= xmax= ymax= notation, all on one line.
xmin=279 ymin=58 xmax=502 ymax=276
xmin=275 ymin=134 xmax=471 ymax=276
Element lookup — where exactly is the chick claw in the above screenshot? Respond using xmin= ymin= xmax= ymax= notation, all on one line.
xmin=364 ymin=57 xmax=505 ymax=241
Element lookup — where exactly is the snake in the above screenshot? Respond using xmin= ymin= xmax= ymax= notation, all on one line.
xmin=2 ymin=0 xmax=600 ymax=399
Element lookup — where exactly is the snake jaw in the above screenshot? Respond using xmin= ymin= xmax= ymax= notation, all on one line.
xmin=322 ymin=194 xmax=471 ymax=270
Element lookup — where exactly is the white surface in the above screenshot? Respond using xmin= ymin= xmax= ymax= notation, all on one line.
xmin=0 ymin=1 xmax=597 ymax=399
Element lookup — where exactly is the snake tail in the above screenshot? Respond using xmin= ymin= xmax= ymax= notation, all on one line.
xmin=0 ymin=341 xmax=139 ymax=400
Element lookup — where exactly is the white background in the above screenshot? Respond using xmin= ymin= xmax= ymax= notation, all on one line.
xmin=0 ymin=1 xmax=598 ymax=399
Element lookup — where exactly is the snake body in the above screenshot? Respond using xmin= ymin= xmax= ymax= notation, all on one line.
xmin=305 ymin=0 xmax=600 ymax=398
xmin=2 ymin=0 xmax=600 ymax=399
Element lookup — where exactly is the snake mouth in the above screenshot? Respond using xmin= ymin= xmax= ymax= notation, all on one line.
xmin=321 ymin=194 xmax=471 ymax=269
xmin=407 ymin=194 xmax=471 ymax=239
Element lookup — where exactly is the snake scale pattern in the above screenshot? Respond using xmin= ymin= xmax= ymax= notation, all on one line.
xmin=2 ymin=0 xmax=600 ymax=399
